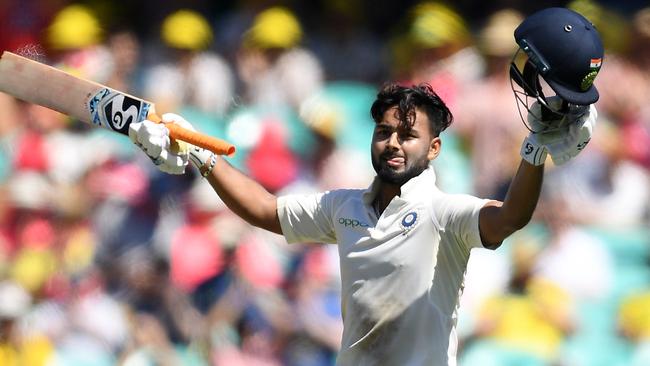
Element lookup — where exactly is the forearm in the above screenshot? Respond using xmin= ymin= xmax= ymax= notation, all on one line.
xmin=500 ymin=159 xmax=544 ymax=229
xmin=130 ymin=114 xmax=282 ymax=233
xmin=204 ymin=156 xmax=282 ymax=234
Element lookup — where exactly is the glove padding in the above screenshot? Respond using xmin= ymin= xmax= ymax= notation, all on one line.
xmin=129 ymin=113 xmax=191 ymax=174
xmin=153 ymin=114 xmax=214 ymax=173
xmin=520 ymin=97 xmax=597 ymax=166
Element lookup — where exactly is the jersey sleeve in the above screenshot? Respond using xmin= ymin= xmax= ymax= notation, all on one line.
xmin=436 ymin=193 xmax=490 ymax=251
xmin=277 ymin=191 xmax=337 ymax=244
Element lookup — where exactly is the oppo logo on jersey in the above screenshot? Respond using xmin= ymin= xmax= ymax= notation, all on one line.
xmin=338 ymin=217 xmax=370 ymax=228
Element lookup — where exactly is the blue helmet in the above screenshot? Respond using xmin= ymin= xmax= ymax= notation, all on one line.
xmin=510 ymin=7 xmax=604 ymax=106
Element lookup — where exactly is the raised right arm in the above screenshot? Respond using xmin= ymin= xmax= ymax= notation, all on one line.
xmin=204 ymin=156 xmax=282 ymax=234
xmin=129 ymin=113 xmax=282 ymax=234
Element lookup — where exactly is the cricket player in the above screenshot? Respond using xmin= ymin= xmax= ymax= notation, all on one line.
xmin=129 ymin=7 xmax=603 ymax=366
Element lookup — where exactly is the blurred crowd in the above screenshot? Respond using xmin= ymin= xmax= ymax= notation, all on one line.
xmin=0 ymin=0 xmax=649 ymax=365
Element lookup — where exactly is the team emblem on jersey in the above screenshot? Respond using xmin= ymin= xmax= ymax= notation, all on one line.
xmin=400 ymin=210 xmax=419 ymax=232
xmin=88 ymin=88 xmax=151 ymax=135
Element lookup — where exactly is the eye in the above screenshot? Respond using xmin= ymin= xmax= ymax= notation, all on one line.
xmin=399 ymin=131 xmax=418 ymax=140
xmin=373 ymin=126 xmax=392 ymax=139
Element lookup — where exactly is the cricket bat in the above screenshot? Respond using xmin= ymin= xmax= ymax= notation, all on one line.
xmin=0 ymin=51 xmax=235 ymax=156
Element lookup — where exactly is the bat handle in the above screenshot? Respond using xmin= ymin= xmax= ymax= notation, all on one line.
xmin=148 ymin=114 xmax=235 ymax=156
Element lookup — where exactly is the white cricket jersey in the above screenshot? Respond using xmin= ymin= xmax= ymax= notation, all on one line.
xmin=277 ymin=167 xmax=489 ymax=366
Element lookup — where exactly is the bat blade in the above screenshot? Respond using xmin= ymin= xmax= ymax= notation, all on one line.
xmin=0 ymin=51 xmax=234 ymax=156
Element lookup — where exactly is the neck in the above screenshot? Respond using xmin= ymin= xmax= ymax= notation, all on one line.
xmin=374 ymin=183 xmax=401 ymax=215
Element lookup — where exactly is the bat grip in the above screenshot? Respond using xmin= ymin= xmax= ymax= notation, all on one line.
xmin=148 ymin=114 xmax=235 ymax=156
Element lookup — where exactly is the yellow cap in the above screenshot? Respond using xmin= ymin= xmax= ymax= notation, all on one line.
xmin=46 ymin=5 xmax=103 ymax=50
xmin=633 ymin=7 xmax=650 ymax=38
xmin=568 ymin=0 xmax=630 ymax=53
xmin=11 ymin=249 xmax=57 ymax=293
xmin=409 ymin=2 xmax=470 ymax=48
xmin=244 ymin=7 xmax=303 ymax=49
xmin=478 ymin=9 xmax=524 ymax=56
xmin=568 ymin=0 xmax=603 ymax=24
xmin=161 ymin=9 xmax=213 ymax=50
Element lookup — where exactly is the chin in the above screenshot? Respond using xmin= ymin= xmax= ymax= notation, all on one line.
xmin=377 ymin=168 xmax=410 ymax=185
xmin=375 ymin=162 xmax=428 ymax=186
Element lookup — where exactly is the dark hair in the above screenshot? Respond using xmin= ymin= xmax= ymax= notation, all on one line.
xmin=370 ymin=82 xmax=453 ymax=137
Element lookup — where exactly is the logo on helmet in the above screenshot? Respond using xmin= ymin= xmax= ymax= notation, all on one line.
xmin=590 ymin=58 xmax=602 ymax=69
xmin=581 ymin=70 xmax=599 ymax=91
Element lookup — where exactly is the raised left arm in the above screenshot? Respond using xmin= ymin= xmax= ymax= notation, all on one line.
xmin=478 ymin=99 xmax=597 ymax=249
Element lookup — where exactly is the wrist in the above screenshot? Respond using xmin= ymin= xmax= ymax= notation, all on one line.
xmin=199 ymin=154 xmax=217 ymax=177
xmin=520 ymin=135 xmax=547 ymax=166
xmin=189 ymin=146 xmax=216 ymax=177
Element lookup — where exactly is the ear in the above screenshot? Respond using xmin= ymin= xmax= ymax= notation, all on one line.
xmin=427 ymin=137 xmax=442 ymax=161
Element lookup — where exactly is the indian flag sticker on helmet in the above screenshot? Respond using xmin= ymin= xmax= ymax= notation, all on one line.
xmin=590 ymin=58 xmax=602 ymax=69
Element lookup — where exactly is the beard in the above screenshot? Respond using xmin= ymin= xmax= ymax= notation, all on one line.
xmin=371 ymin=152 xmax=430 ymax=186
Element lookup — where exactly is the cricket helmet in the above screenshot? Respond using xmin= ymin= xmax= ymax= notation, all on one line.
xmin=510 ymin=7 xmax=604 ymax=131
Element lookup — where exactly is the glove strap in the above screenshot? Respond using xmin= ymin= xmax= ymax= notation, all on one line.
xmin=189 ymin=146 xmax=216 ymax=177
xmin=199 ymin=154 xmax=217 ymax=178
xmin=520 ymin=135 xmax=547 ymax=166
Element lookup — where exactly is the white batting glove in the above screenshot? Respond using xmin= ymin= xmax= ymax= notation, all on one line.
xmin=520 ymin=133 xmax=548 ymax=166
xmin=520 ymin=97 xmax=597 ymax=166
xmin=159 ymin=114 xmax=217 ymax=177
xmin=129 ymin=113 xmax=190 ymax=174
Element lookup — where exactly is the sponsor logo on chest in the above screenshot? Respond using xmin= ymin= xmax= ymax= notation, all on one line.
xmin=338 ymin=217 xmax=370 ymax=228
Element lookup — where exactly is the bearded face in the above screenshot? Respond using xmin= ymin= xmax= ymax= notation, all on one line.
xmin=370 ymin=106 xmax=438 ymax=186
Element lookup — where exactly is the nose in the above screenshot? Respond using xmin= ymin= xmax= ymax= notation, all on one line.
xmin=386 ymin=131 xmax=400 ymax=150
